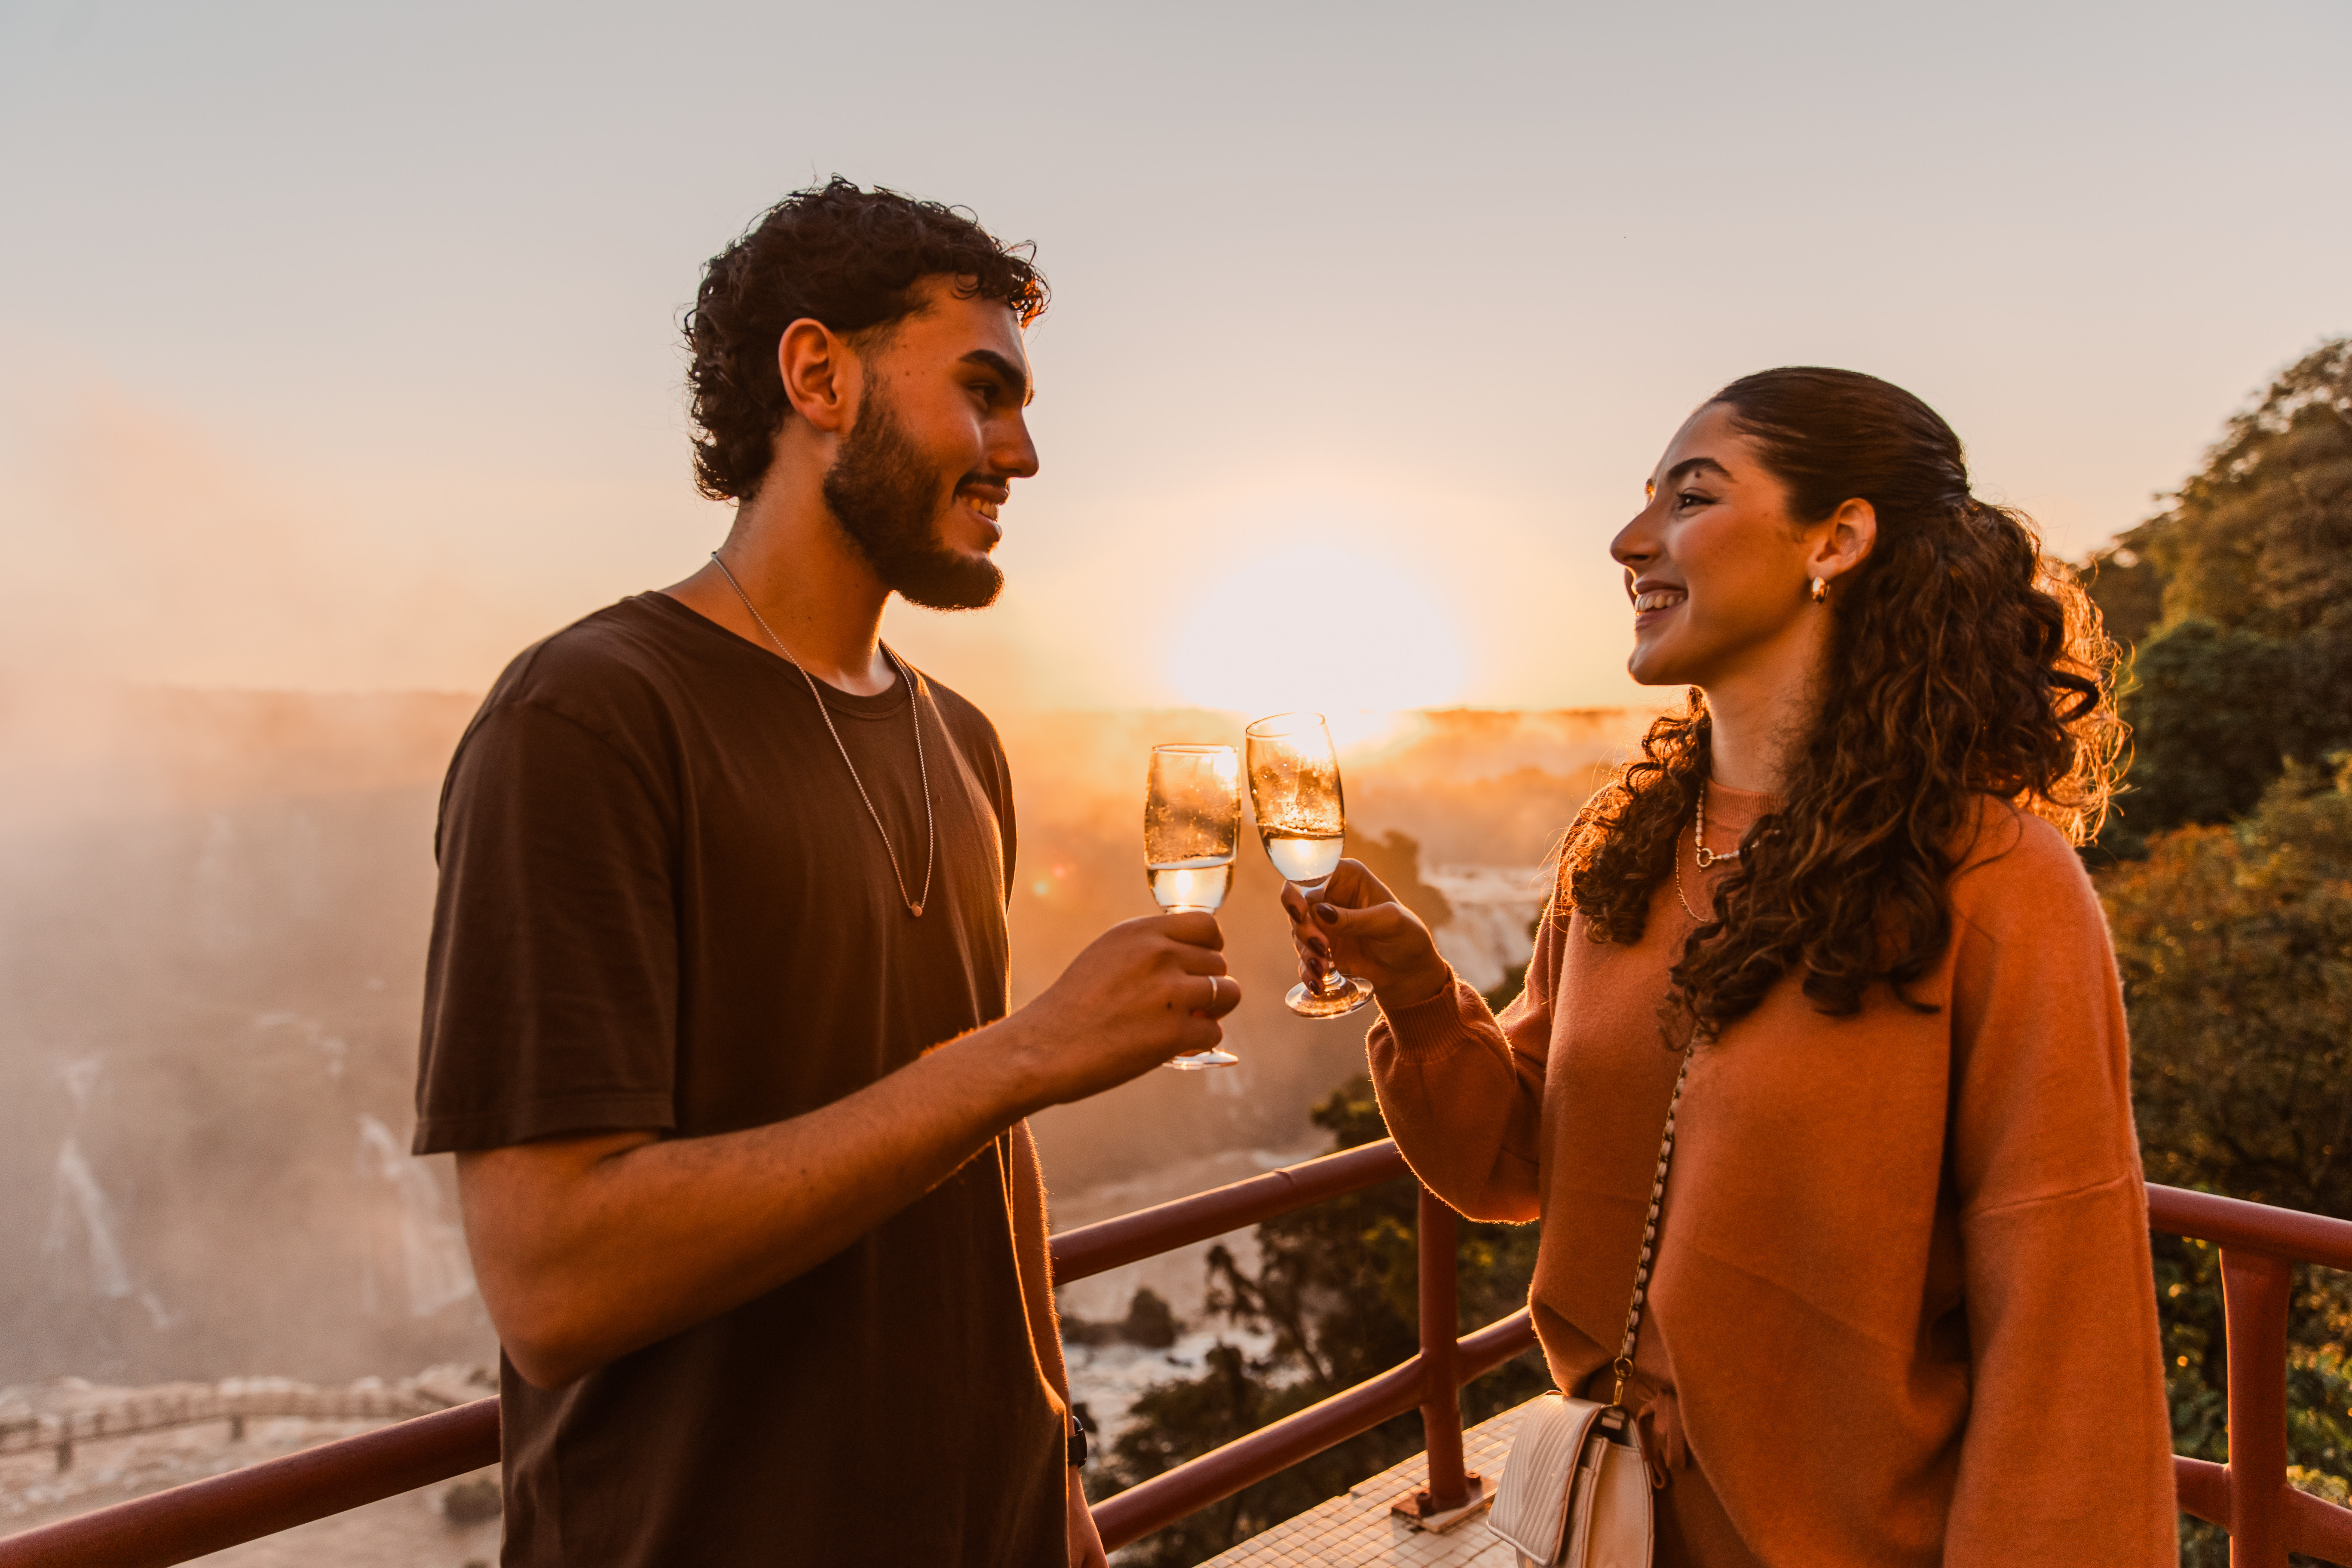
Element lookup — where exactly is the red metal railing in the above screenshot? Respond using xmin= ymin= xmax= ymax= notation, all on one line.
xmin=0 ymin=1400 xmax=501 ymax=1568
xmin=1057 ymin=1145 xmax=1532 ymax=1546
xmin=2147 ymin=1185 xmax=2352 ymax=1565
xmin=2 ymin=1143 xmax=2348 ymax=1567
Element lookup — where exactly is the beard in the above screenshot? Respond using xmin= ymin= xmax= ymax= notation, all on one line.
xmin=821 ymin=387 xmax=1004 ymax=611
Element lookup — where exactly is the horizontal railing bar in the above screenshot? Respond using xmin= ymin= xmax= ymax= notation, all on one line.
xmin=2175 ymin=1455 xmax=2229 ymax=1527
xmin=2147 ymin=1183 xmax=2352 ymax=1271
xmin=1457 ymin=1307 xmax=1539 ymax=1381
xmin=1090 ymin=1306 xmax=1540 ymax=1552
xmin=2284 ymin=1482 xmax=2352 ymax=1562
xmin=1051 ymin=1140 xmax=1411 ymax=1284
xmin=1092 ymin=1355 xmax=1430 ymax=1550
xmin=2165 ymin=1456 xmax=2352 ymax=1565
xmin=0 ymin=1398 xmax=498 ymax=1568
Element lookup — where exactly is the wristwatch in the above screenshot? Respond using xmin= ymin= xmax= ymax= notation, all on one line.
xmin=1067 ymin=1411 xmax=1089 ymax=1468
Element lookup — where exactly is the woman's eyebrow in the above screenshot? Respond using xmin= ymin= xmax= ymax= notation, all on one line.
xmin=1663 ymin=456 xmax=1732 ymax=484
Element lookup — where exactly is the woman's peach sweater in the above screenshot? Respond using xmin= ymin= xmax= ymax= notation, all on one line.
xmin=1367 ymin=786 xmax=2177 ymax=1565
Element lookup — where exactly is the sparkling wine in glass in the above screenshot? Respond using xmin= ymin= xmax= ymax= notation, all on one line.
xmin=1145 ymin=743 xmax=1241 ymax=1069
xmin=1245 ymin=712 xmax=1374 ymax=1018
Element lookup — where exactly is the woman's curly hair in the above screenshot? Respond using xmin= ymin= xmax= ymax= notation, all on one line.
xmin=684 ymin=177 xmax=1049 ymax=503
xmin=1559 ymin=367 xmax=2123 ymax=1040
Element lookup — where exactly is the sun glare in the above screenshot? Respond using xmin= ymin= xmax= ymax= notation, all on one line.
xmin=1164 ymin=540 xmax=1469 ymax=729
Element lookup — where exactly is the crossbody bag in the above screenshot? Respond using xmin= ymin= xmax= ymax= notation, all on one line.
xmin=1486 ymin=1046 xmax=1693 ymax=1568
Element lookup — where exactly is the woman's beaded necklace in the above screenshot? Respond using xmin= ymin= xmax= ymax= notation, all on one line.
xmin=1672 ymin=783 xmax=1738 ymax=922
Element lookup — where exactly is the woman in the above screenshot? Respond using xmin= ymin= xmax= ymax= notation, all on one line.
xmin=1289 ymin=368 xmax=2176 ymax=1564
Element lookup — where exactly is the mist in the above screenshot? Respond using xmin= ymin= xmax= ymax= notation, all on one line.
xmin=0 ymin=672 xmax=1641 ymax=1388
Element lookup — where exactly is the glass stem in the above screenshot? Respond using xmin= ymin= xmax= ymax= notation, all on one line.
xmin=1294 ymin=878 xmax=1344 ymax=993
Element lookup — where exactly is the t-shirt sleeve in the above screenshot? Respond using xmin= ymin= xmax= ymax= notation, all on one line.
xmin=412 ymin=698 xmax=679 ymax=1153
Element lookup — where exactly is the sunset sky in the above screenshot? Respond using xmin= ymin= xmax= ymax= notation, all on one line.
xmin=2 ymin=0 xmax=2346 ymax=714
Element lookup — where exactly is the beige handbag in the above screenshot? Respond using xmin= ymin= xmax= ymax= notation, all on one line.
xmin=1487 ymin=1048 xmax=1692 ymax=1568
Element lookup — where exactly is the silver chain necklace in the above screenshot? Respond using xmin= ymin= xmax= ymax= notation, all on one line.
xmin=708 ymin=551 xmax=935 ymax=919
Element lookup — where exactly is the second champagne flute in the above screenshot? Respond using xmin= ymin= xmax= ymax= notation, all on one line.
xmin=1244 ymin=712 xmax=1375 ymax=1018
xmin=1145 ymin=743 xmax=1241 ymax=1069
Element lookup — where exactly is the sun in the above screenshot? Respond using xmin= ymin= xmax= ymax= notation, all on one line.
xmin=1164 ymin=539 xmax=1469 ymax=720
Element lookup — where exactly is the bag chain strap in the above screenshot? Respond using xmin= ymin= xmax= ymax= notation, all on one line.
xmin=1609 ymin=1046 xmax=1694 ymax=1408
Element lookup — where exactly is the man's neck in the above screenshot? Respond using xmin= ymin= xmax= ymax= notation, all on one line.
xmin=663 ymin=469 xmax=898 ymax=697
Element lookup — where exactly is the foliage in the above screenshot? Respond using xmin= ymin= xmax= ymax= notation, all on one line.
xmin=2105 ymin=762 xmax=2352 ymax=1216
xmin=2100 ymin=619 xmax=2352 ymax=858
xmin=2102 ymin=622 xmax=2295 ymax=856
xmin=2087 ymin=339 xmax=2352 ymax=851
xmin=2101 ymin=763 xmax=2352 ymax=1564
xmin=2130 ymin=339 xmax=2352 ymax=642
xmin=2082 ymin=543 xmax=2166 ymax=651
xmin=1087 ymin=1075 xmax=1546 ymax=1567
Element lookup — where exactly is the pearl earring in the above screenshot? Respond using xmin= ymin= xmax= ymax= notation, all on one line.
xmin=1809 ymin=576 xmax=1828 ymax=604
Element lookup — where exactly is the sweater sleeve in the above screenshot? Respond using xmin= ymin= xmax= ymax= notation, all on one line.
xmin=1363 ymin=903 xmax=1562 ymax=1223
xmin=1941 ymin=812 xmax=2177 ymax=1563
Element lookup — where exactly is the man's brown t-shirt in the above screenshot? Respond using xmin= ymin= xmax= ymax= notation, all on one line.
xmin=413 ymin=592 xmax=1064 ymax=1566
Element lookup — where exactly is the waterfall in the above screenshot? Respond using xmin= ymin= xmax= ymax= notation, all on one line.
xmin=355 ymin=1114 xmax=477 ymax=1317
xmin=44 ymin=1135 xmax=134 ymax=1299
xmin=43 ymin=1056 xmax=161 ymax=1320
xmin=1424 ymin=865 xmax=1549 ymax=995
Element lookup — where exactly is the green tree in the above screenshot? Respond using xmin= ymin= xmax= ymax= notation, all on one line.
xmin=2100 ymin=763 xmax=2352 ymax=1565
xmin=2107 ymin=621 xmax=2301 ymax=856
xmin=2106 ymin=762 xmax=2352 ymax=1218
xmin=2130 ymin=340 xmax=2352 ymax=643
xmin=1088 ymin=1075 xmax=1546 ymax=1567
xmin=2088 ymin=339 xmax=2352 ymax=852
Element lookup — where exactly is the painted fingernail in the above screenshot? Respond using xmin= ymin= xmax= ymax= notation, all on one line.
xmin=1314 ymin=903 xmax=1340 ymax=926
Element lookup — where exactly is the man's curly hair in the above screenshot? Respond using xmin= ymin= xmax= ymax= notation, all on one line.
xmin=684 ymin=177 xmax=1049 ymax=503
xmin=1558 ymin=367 xmax=2123 ymax=1041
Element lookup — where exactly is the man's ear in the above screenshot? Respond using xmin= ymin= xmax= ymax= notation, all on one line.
xmin=1811 ymin=497 xmax=1877 ymax=586
xmin=776 ymin=318 xmax=859 ymax=436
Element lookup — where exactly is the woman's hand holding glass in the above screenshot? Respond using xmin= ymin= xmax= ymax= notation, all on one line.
xmin=1245 ymin=712 xmax=1378 ymax=1017
xmin=1279 ymin=860 xmax=1454 ymax=1012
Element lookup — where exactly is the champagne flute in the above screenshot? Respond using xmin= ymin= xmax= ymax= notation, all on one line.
xmin=1244 ymin=713 xmax=1374 ymax=1018
xmin=1145 ymin=743 xmax=1241 ymax=1069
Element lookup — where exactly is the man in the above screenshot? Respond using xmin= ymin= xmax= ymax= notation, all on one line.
xmin=413 ymin=178 xmax=1239 ymax=1566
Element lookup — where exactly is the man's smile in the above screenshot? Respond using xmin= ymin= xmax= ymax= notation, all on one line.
xmin=956 ymin=481 xmax=1007 ymax=543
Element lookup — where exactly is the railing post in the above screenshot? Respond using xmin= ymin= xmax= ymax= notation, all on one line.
xmin=1413 ymin=1186 xmax=1473 ymax=1511
xmin=2220 ymin=1247 xmax=2292 ymax=1568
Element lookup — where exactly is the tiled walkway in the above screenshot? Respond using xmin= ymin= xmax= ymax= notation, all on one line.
xmin=1197 ymin=1399 xmax=1537 ymax=1567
